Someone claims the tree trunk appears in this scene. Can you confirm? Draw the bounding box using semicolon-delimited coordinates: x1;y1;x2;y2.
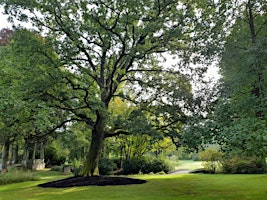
1;141;10;172
81;114;105;176
32;142;37;160
12;145;19;164
40;142;44;160
22;144;29;168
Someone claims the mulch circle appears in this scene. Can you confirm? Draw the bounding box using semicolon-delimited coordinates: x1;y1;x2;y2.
38;176;147;188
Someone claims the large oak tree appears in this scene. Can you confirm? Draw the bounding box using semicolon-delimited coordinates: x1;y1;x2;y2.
1;0;228;175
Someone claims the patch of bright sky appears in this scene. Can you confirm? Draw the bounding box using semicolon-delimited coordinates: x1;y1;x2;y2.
0;6;33;29
0;7;11;29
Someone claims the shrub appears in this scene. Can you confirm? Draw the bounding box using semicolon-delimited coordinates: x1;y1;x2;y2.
99;158;117;175
45;146;66;166
144;158;173;174
121;157;173;175
121;158;144;175
0;168;38;185
51;165;64;172
198;148;224;173
221;156;267;174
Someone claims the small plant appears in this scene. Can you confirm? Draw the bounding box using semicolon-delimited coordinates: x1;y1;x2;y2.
198;148;224;173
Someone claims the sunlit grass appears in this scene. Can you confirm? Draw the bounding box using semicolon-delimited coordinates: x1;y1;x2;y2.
0;170;266;200
175;160;203;170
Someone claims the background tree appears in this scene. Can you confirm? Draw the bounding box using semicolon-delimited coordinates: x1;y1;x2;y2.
184;0;267;160
0;29;72;170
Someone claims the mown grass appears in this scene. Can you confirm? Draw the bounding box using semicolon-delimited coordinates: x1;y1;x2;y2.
175;160;203;170
0;170;266;200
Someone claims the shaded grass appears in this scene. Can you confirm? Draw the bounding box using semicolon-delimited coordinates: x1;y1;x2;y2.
0;171;266;200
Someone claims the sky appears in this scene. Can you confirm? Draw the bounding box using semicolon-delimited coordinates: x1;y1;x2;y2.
0;7;11;29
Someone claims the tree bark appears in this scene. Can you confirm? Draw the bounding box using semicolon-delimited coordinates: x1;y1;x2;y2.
32;142;37;160
11;144;18;164
81;114;105;176
1;141;10;172
40;142;45;160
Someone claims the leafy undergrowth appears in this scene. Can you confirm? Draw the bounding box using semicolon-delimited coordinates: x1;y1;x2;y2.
0;168;39;185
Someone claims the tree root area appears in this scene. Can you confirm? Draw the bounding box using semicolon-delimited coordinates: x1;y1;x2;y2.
38;176;147;188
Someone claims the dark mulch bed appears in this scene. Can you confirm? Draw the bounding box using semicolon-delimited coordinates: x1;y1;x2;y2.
38;176;147;188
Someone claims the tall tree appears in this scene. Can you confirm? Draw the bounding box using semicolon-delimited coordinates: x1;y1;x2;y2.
1;0;229;175
0;29;71;170
187;0;267;158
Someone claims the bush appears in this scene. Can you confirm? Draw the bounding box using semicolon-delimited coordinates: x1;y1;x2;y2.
121;157;173;175
221;156;267;174
121;158;144;175
51;165;64;172
198;148;224;173
45;146;66;166
0;168;38;185
99;158;117;175
144;158;173;174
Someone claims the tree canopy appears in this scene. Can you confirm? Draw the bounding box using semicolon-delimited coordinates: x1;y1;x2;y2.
184;0;267;159
0;0;239;175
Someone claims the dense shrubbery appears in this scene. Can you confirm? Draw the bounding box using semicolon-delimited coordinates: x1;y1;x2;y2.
85;156;174;175
99;157;117;175
45;146;67;166
121;157;173;175
0;168;38;185
221;156;267;174
198;148;267;174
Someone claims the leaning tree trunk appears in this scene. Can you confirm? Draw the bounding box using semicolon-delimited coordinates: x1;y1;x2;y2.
81;114;105;176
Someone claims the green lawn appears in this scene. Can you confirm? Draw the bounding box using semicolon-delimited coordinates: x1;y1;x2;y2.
175;160;203;170
0;171;266;200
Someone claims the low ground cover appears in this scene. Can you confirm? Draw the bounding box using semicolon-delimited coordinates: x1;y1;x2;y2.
0;168;38;185
0;169;266;200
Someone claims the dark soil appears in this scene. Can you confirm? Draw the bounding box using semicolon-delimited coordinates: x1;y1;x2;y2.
38;176;147;188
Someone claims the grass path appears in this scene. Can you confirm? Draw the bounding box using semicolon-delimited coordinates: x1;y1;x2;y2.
175;160;203;170
0;171;266;200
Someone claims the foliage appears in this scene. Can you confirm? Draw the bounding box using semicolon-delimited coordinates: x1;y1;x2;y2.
98;157;117;175
44;141;68;166
0;29;70;170
50;165;64;173
221;156;267;174
0;0;231;175
213;1;267;158
182;1;267;159
0;168;38;185
198;148;224;173
121;157;173;175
